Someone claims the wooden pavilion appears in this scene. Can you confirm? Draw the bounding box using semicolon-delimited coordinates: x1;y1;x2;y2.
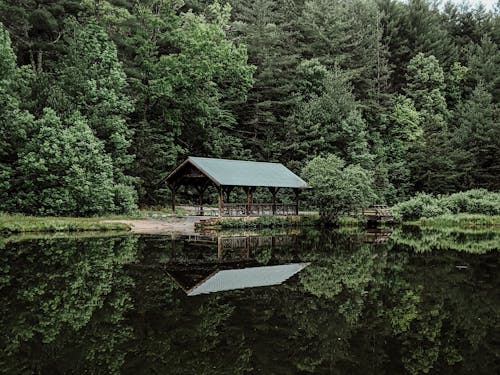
166;156;310;216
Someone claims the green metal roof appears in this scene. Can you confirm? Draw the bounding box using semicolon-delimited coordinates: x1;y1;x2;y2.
169;156;309;188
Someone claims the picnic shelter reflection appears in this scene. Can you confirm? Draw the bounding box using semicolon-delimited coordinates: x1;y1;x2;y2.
165;233;308;296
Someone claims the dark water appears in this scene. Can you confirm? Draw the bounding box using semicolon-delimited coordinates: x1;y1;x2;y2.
1;226;499;374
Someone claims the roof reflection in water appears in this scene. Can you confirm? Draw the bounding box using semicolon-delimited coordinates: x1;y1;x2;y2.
164;233;309;296
185;263;309;296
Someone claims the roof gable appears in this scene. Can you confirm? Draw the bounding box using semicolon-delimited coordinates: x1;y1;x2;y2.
168;156;309;188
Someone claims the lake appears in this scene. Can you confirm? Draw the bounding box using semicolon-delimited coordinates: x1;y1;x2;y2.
1;226;499;374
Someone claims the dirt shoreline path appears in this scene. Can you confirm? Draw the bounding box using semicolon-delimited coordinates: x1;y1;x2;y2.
103;216;215;234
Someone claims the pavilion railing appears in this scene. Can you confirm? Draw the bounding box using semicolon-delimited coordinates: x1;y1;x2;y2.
221;203;297;217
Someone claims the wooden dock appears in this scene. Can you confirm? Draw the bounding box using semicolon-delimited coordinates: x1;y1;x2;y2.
361;205;394;224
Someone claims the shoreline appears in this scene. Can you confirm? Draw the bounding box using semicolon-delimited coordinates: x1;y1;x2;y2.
1;213;498;236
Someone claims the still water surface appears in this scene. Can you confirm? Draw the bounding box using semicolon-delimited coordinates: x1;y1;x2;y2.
1;226;499;374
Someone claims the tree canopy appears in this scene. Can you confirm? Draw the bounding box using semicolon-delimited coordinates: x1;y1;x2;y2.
0;0;498;214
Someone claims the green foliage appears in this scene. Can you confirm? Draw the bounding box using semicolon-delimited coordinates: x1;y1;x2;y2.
451;83;500;190
14;109;118;216
1;1;499;213
52;22;135;190
0;235;137;374
302;155;377;224
392;189;500;222
382;95;422;201
404;53;455;193
0;22;34;211
150;5;254;157
392;224;500;254
229;0;300;160
286;67;373;169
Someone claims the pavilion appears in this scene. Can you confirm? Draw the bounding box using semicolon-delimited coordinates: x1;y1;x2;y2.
165;156;310;216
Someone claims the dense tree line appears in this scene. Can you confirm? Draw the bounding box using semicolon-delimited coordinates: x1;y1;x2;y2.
0;0;498;215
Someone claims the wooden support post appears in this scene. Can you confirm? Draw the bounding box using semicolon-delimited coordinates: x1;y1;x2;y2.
170;183;177;213
269;187;279;215
294;189;300;215
217;237;222;260
199;189;204;216
244;187;255;216
224;186;234;203
217;186;223;217
245;187;251;216
195;184;207;216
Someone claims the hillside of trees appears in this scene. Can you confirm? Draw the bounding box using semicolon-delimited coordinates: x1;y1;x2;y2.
0;0;498;215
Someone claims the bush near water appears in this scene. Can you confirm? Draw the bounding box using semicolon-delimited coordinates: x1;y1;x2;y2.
392;189;500;222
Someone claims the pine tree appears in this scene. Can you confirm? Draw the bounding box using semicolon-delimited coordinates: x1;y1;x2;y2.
404;53;455;193
452;83;500;190
464;36;499;102
300;0;391;104
285;64;373;171
229;0;301;160
377;0;458;90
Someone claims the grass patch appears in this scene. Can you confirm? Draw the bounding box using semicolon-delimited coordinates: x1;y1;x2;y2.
0;230;133;247
0;214;131;235
408;214;500;227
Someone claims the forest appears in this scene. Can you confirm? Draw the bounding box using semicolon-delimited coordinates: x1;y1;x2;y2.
0;0;498;216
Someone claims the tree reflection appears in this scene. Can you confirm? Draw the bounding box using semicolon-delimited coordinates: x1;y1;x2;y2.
0;230;498;374
0;235;137;374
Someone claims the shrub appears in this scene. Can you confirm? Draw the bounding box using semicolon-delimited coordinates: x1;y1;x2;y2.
391;193;436;221
14;109;117;216
302;154;377;225
393;189;500;221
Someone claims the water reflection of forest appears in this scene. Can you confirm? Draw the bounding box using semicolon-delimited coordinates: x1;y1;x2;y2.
0;228;498;374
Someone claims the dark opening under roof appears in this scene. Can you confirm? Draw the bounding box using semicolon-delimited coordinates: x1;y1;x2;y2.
167;156;309;188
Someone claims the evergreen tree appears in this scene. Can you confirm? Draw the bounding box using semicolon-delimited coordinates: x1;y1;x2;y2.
285;64;372;171
464;36;499;102
452;83;500;190
229;0;301;160
382;95;422;202
404;53;455;193
378;0;457;90
300;0;391;104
